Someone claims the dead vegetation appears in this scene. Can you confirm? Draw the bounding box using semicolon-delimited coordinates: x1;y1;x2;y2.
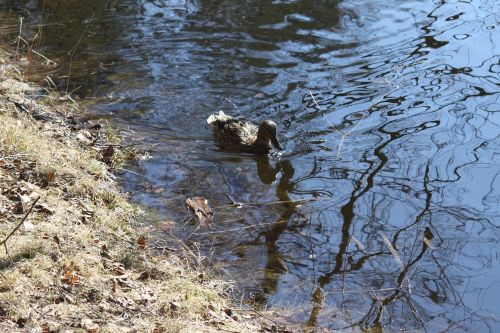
0;53;261;332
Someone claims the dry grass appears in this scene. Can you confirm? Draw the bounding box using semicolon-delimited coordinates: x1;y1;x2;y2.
0;57;259;332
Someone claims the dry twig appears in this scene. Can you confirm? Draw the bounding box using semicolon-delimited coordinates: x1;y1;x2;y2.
1;196;40;250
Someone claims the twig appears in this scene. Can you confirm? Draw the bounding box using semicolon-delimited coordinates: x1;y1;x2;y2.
380;232;405;271
308;89;395;157
164;230;200;261
213;197;318;210
308;90;322;110
224;98;240;112
227;294;286;329
0;197;40;247
66;13;95;93
194;219;289;236
30;49;57;65
16;17;23;59
371;289;391;321
223;193;244;208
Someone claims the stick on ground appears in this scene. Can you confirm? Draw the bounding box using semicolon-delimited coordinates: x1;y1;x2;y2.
0;196;40;248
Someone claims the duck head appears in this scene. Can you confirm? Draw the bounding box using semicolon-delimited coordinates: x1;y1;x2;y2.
257;120;283;151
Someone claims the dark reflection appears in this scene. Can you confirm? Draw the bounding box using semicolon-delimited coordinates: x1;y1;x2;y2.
258;160;295;299
255;154;280;184
2;0;500;332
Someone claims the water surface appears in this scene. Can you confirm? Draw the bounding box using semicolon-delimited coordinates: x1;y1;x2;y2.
1;0;500;331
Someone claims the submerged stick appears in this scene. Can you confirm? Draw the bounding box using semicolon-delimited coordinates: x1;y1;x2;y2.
308;89;396;157
214;197;318;210
16;17;23;59
380;232;405;271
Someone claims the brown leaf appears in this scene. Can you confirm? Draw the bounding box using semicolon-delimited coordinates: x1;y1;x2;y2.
61;269;79;286
16;318;27;328
100;244;111;259
103;145;114;158
13;201;24;214
111;279;117;293
101;145;115;165
137;236;146;249
45;170;56;184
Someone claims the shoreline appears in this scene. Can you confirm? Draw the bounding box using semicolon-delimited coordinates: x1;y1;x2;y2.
0;49;263;332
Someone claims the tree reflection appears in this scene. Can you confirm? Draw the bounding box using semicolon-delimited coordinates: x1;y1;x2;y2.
3;0;500;331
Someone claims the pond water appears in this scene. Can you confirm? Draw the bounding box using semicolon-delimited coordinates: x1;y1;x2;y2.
1;0;500;331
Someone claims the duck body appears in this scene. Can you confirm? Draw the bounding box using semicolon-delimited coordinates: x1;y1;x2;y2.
207;111;283;153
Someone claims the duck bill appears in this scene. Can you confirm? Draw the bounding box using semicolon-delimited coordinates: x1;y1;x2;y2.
272;136;283;150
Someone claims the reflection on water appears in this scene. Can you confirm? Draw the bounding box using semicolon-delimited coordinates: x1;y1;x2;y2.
2;0;500;331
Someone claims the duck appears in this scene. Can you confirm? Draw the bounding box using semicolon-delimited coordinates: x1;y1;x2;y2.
207;111;283;153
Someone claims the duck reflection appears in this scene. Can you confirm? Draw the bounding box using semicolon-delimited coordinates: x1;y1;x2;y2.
255;154;281;184
253;159;297;301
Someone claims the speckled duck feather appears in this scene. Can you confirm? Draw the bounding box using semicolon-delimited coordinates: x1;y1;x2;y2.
207;111;274;153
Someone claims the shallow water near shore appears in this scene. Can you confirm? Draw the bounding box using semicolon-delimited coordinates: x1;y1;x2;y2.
2;0;500;331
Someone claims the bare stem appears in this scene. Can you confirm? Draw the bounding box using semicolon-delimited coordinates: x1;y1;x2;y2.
0;197;40;248
16;17;23;59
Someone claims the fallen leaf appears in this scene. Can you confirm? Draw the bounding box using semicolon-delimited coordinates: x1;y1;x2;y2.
13;201;23;214
103;145;114;157
138;271;150;281
137;236;146;249
102;145;114;164
61;269;79;286
45;170;56;184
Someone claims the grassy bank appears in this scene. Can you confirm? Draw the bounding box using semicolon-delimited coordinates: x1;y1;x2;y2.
0;51;260;332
